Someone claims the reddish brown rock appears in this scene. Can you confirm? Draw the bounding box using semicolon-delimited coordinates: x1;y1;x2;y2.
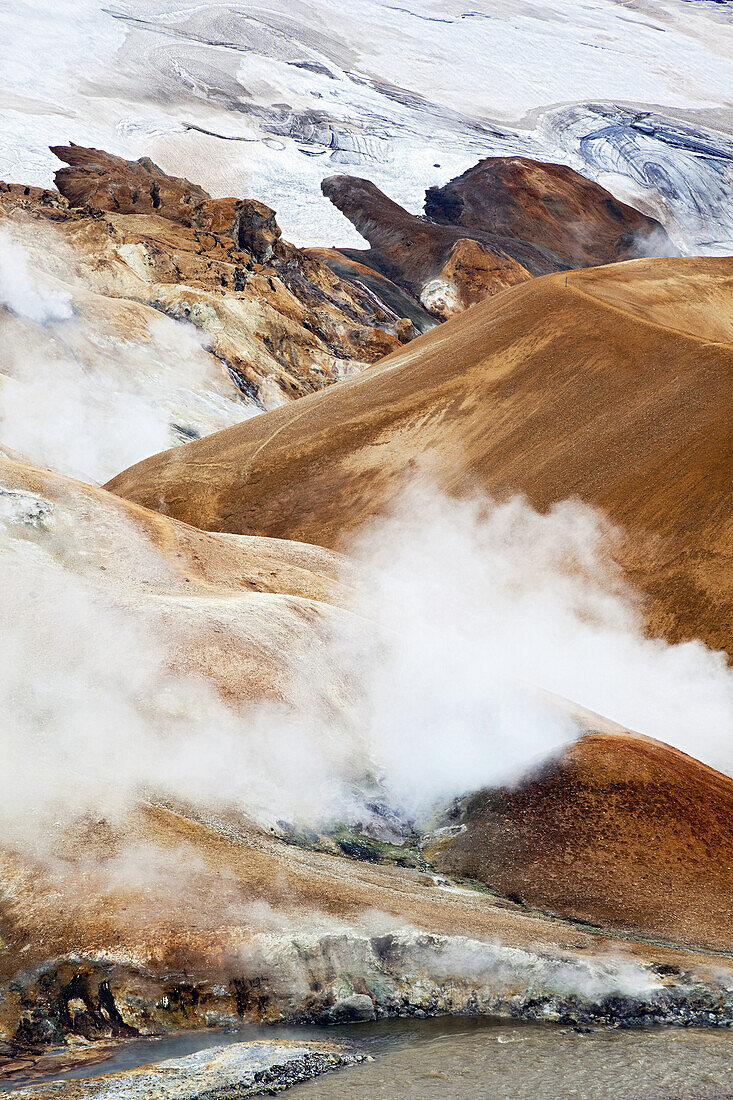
424;156;677;271
51;144;211;223
421;238;531;320
322;174;541;318
0;181;68;213
321;160;676;321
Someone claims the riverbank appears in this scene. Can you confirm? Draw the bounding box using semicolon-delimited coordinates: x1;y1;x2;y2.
5;1039;363;1098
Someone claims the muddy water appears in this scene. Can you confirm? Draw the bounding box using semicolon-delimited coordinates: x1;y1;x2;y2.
6;1017;733;1097
289;1018;733;1100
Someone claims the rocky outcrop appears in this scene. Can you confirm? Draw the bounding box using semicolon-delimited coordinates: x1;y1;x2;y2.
228;199;282;261
3;926;732;1075
305;248;437;334
106;256;733;656
427;732;733;953
4;916;732;1066
419;238;531;319
320;159;676;320
322;175;534;318
0;147;417;415
424;156;678;271
51;144;211;223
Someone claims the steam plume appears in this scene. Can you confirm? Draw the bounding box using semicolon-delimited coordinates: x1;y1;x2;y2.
0;225;255;484
1;480;730;859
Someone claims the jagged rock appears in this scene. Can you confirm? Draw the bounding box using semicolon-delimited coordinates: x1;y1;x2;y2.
51;144;211;223
0;147;413;414
4;926;731;1057
394;316;418;341
230;199;282;261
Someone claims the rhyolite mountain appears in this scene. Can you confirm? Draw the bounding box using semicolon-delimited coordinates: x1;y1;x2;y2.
1;146;731;1084
320;157;676;319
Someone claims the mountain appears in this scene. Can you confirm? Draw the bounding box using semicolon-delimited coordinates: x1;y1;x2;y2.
107;255;733;655
423;156;677;270
319;157;676;319
322;175;534;319
2;144;732;1080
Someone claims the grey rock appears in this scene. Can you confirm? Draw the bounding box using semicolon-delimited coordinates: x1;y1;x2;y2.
328;993;376;1023
11;1039;361;1099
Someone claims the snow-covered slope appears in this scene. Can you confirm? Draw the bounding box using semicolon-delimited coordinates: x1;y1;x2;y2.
2;0;733;249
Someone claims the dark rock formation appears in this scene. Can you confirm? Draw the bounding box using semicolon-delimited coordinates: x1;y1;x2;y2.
229;199;282;261
322;174;535;318
305;247;437;333
320;158;678;320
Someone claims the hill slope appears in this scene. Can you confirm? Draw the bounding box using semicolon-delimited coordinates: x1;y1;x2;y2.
427;731;733;953
107;256;733;655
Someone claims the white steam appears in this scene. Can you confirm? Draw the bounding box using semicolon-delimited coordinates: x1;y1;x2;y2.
0;228;74;323
335;489;732;814
0;533;355;856
1;478;730;861
0;226;256;483
631;224;680;259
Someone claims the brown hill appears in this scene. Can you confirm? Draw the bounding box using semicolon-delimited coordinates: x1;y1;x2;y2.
106;256;733;655
7;787;731;1057
424;155;677;271
427;731;733;953
320;158;675;319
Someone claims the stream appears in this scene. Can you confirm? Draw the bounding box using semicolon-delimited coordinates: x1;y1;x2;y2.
4;1016;733;1097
